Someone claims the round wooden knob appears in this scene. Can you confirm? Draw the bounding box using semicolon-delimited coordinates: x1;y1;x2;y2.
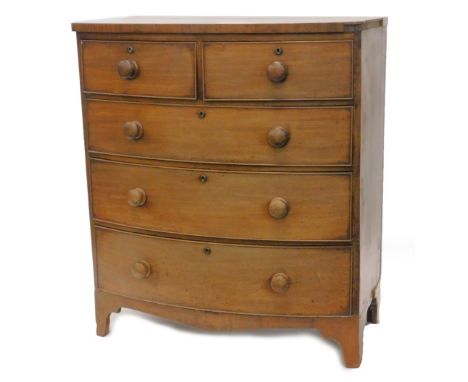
267;61;288;82
268;197;289;219
268;126;290;148
270;273;290;293
128;188;147;207
123;121;144;140
131;260;152;280
117;59;139;79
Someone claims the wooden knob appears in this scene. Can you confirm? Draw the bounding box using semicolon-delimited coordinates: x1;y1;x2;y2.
267;61;288;82
268;197;289;219
270;273;290;293
131;260;152;280
123;121;143;140
128;188;147;207
117;59;139;79
268;126;290;148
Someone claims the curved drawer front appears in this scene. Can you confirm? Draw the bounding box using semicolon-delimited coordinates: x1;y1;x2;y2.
96;228;352;316
90;160;351;241
87;100;352;166
203;41;353;100
81;41;196;99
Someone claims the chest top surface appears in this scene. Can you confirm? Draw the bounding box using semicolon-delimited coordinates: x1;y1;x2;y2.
72;16;387;34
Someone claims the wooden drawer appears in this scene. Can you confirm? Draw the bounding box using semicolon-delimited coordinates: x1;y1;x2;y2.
81;41;197;99
203;41;353;100
87;100;352;167
90;160;351;241
96;227;352;316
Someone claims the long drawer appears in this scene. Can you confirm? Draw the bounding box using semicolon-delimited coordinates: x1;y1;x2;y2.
90;160;352;242
87;100;352;166
96;227;352;316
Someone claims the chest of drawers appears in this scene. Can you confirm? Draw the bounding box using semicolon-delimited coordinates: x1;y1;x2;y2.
72;16;387;368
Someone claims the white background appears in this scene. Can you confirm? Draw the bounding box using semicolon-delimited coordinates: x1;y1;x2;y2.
1;1;466;380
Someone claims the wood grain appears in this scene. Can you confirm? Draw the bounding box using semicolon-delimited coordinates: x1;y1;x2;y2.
95;227;352;315
95;288;364;367
90;160;352;241
81;40;197;99
86;100;352;166
73;18;387;368
77;32;356;44
359;26;387;316
203;41;353;100
72;16;387;34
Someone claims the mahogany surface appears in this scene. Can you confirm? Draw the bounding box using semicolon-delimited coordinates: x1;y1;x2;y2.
73;16;387;368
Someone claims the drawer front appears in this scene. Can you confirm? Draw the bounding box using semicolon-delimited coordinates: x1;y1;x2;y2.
203;41;353;100
96;228;352;316
90;160;351;241
87;100;352;166
81;41;197;99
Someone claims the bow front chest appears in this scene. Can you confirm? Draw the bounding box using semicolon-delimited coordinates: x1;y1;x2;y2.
72;16;387;368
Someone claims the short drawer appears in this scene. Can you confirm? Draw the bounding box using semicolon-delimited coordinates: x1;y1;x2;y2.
203;41;353;100
81;41;197;99
87;100;352;166
90;160;351;241
96;228;352;316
